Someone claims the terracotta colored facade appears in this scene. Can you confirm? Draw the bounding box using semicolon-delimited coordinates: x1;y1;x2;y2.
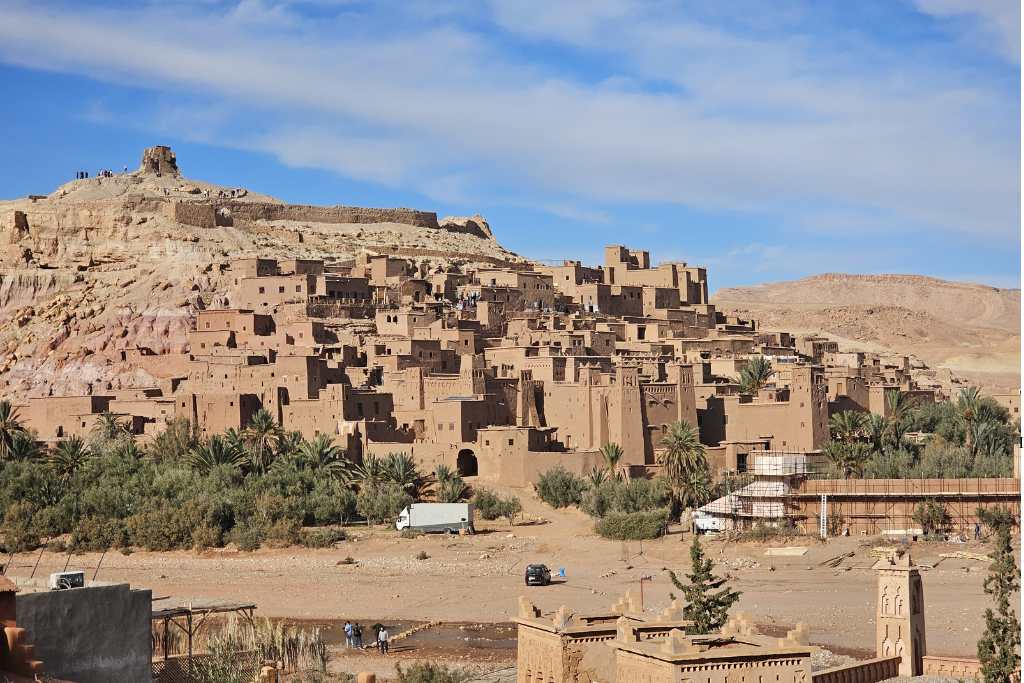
14;245;952;489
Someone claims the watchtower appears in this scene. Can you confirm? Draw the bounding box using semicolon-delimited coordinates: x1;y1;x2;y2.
874;550;926;676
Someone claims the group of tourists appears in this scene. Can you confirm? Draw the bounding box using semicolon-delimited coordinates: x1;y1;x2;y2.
343;621;390;654
74;167;128;180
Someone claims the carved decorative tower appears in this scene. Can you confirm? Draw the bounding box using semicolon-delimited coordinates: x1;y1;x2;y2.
874;550;926;676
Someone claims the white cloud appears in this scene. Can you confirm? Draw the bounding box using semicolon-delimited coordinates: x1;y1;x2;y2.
0;0;1017;241
913;0;1021;63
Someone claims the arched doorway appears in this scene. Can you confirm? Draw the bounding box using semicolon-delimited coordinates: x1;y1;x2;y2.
457;449;478;477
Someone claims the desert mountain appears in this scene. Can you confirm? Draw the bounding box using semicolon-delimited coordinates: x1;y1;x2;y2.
0;146;519;399
714;273;1021;394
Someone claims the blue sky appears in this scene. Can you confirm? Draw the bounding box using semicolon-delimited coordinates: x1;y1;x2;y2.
0;0;1019;291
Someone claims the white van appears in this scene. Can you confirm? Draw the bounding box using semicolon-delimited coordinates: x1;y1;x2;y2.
692;510;727;534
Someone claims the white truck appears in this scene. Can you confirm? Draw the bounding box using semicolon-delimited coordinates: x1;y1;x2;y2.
396;503;474;534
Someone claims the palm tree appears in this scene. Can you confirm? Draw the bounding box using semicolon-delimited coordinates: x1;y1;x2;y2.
884;389;916;423
297;433;351;480
436;475;469;503
6;431;42;461
738;356;773;394
586;466;608;487
353;454;385;487
600;442;624;480
864;413;886;453
0;400;27;459
434;464;456;485
970;420;1001;460
112;439;143;460
829;411;866;444
242;409;284;474
223;427;246;454
823;441;870;479
92;411;129;442
658;420;711;510
957;387;984;452
883;390;916;447
49;436;91;484
382;452;421;495
277;430;304;458
186;435;245;473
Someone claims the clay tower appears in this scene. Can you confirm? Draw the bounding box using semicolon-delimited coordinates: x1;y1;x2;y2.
874;549;926;676
138;145;180;176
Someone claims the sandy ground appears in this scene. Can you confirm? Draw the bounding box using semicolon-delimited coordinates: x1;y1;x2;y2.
5;485;1008;678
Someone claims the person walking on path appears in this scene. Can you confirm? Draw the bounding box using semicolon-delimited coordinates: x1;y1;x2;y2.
344;621;353;648
353;623;363;649
377;626;390;655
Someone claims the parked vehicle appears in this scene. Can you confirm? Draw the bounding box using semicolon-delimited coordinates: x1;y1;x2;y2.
525;564;552;586
692;510;727;534
395;503;474;533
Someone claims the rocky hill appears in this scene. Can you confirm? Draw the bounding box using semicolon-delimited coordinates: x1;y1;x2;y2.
714;274;1021;393
0;146;520;399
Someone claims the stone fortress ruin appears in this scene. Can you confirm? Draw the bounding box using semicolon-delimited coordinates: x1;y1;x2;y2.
0;146;1018;537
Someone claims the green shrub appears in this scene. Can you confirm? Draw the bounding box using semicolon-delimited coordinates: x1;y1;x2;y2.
125;504;195;551
71;515;127;551
581;478;670;518
265;519;301;548
415;550;429;560
301;527;347;548
2;501;40;553
191;526;223;551
497;495;522;525
473;488;503;520
594;508;669;540
738;520;798;542
308;481;357;525
534;467;588;508
473;488;521;524
913;499;950;538
356;482;412;525
230;522;265;551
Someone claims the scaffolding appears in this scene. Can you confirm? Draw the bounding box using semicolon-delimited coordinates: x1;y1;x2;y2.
700;451;1021;536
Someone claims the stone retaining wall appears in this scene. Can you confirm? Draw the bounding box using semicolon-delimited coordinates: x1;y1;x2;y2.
811;656;900;683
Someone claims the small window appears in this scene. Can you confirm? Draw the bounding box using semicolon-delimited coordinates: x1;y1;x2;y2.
258;286;265;294
507;438;514;446
278;286;285;294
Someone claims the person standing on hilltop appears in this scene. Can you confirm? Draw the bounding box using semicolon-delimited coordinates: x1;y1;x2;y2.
377;625;390;655
343;620;353;648
353;622;363;649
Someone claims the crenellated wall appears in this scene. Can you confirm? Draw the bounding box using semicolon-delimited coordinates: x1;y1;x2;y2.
922;655;984;679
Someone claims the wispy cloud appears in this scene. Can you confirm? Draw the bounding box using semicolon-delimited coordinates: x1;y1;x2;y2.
0;0;1017;242
913;0;1021;62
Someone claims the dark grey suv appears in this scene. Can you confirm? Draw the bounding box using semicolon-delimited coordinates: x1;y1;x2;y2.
525;564;551;586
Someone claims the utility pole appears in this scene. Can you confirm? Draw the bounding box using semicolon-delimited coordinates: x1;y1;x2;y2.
639;575;653;611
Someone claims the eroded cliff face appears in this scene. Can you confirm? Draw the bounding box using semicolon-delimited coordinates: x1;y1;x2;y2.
0;146;519;400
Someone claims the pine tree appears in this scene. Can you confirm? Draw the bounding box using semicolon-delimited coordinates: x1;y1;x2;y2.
977;507;1021;683
669;535;741;634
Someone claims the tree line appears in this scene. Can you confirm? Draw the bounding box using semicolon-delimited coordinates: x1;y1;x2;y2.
0;403;490;553
824;387;1018;479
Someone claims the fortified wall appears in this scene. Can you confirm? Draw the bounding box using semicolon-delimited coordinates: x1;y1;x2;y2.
217;200;442;230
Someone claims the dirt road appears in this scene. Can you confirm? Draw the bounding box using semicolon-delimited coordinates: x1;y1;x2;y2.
6;487;1001;666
